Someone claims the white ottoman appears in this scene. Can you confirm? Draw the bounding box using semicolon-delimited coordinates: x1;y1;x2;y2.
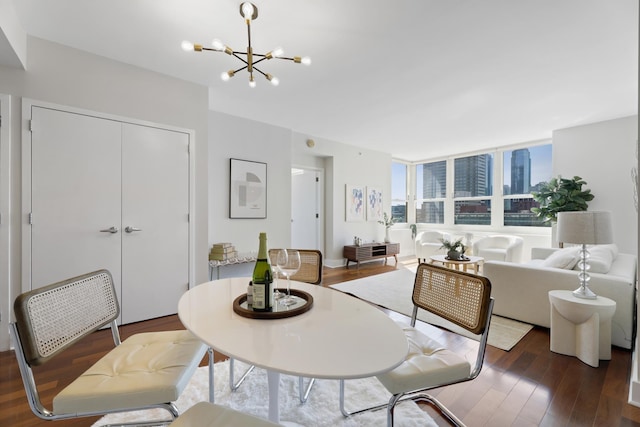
548;290;616;367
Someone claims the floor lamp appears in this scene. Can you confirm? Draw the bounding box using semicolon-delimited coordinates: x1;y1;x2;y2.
556;211;614;299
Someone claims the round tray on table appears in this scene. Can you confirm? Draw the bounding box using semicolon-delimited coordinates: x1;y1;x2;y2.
233;288;314;319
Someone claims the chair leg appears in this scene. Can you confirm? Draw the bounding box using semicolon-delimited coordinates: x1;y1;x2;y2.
298;377;316;403
208;347;214;403
339;379;388;417
412;394;467;427
229;358;255;391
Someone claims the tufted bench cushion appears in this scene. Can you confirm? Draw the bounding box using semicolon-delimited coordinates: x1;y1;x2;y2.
376;322;471;395
169;402;280;427
53;330;206;413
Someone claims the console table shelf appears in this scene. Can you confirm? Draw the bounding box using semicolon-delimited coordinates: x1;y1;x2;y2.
343;243;399;269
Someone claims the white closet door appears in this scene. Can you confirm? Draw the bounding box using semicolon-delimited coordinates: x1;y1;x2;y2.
121;123;189;323
30;107;122;299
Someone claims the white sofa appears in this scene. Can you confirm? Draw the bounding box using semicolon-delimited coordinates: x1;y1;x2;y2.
483;246;637;349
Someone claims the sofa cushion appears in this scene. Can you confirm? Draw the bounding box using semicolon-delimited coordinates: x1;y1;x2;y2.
571;244;615;274
542;247;580;269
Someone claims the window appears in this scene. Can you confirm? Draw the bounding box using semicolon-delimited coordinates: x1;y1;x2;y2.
416;160;446;224
454;154;493;225
391;162;407;222
503;144;552;226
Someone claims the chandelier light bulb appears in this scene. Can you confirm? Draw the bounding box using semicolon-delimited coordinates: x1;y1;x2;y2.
181;41;194;51
273;47;284;57
266;74;280;86
249;77;256;88
221;70;235;81
240;2;257;21
212;39;224;51
301;56;311;66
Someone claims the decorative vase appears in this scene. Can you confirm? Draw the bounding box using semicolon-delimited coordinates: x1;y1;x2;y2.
384;228;390;243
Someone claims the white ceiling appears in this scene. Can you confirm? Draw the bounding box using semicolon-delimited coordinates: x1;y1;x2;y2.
6;0;639;161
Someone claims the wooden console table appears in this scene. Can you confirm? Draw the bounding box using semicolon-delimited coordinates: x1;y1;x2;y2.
343;243;399;269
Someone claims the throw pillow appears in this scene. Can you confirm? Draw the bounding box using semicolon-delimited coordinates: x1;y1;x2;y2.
542;247;581;269
572;245;615;274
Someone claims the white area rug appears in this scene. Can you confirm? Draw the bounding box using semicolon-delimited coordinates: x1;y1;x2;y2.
330;268;533;351
93;360;436;427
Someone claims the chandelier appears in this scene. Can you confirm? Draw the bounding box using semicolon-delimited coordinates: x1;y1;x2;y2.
181;2;311;88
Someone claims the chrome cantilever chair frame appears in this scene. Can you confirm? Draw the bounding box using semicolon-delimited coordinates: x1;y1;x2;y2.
229;249;323;404
11;269;208;426
339;263;494;427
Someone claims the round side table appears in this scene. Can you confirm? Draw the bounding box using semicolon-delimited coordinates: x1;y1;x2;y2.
429;254;484;274
548;290;616;368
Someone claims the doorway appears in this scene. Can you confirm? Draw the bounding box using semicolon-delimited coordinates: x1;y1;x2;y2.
291;167;323;253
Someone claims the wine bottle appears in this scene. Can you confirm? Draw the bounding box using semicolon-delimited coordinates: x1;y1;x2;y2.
252;232;273;311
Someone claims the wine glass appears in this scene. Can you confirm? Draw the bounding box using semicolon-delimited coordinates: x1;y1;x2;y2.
272;263;283;300
277;249;300;306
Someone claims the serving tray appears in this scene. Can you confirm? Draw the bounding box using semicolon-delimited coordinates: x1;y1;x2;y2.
233;288;314;319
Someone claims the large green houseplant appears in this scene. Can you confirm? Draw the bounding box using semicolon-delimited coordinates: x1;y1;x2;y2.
530;175;595;223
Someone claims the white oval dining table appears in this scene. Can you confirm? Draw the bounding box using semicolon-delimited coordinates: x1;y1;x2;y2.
177;277;408;424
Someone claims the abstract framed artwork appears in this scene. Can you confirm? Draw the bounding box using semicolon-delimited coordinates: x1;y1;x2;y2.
366;186;383;222
229;158;267;218
345;184;365;222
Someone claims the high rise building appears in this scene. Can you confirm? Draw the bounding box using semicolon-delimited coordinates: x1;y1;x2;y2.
454;154;492;197
511;148;531;194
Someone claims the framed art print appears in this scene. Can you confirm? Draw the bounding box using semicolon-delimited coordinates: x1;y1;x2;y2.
345;184;365;222
366;186;383;222
229;158;267;218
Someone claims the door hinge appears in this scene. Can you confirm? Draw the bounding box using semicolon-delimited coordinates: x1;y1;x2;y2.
29;119;34;132
316;213;319;218
28;212;33;225
315;177;319;182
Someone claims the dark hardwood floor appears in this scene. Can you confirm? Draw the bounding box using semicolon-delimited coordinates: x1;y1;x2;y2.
2;259;640;426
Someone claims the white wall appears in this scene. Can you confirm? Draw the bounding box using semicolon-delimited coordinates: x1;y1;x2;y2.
208;117;393;268
291;132;392;266
208;111;292;256
553;116;638;255
0;36;209;350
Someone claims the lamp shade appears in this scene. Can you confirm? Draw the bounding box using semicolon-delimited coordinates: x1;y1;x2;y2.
556;211;614;245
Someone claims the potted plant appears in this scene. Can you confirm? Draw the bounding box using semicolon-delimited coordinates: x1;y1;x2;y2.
409;224;417;240
531;175;594;247
440;238;466;260
530;175;594;223
378;212;395;243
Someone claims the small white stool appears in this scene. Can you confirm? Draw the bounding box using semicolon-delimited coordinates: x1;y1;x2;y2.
548;290;616;367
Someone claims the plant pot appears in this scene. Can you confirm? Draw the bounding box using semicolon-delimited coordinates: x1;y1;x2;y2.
447;250;463;260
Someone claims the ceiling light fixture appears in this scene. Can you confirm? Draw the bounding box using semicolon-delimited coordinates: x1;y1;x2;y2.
181;2;311;88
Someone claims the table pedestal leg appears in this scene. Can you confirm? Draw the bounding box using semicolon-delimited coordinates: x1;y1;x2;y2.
267;370;280;423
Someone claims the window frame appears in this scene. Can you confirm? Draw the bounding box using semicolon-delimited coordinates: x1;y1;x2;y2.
399;139;552;230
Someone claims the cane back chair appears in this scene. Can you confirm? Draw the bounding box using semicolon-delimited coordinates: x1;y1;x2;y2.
229;249;323;403
340;263;494;427
10;269;207;425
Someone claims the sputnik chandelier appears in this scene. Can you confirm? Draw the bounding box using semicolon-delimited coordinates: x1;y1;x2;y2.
181;2;311;88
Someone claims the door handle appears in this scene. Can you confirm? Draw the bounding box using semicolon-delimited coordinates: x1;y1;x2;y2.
125;226;142;233
100;226;119;234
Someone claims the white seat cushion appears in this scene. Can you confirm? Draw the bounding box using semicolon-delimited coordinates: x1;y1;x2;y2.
376;322;471;395
170;402;280;427
53;330;206;413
